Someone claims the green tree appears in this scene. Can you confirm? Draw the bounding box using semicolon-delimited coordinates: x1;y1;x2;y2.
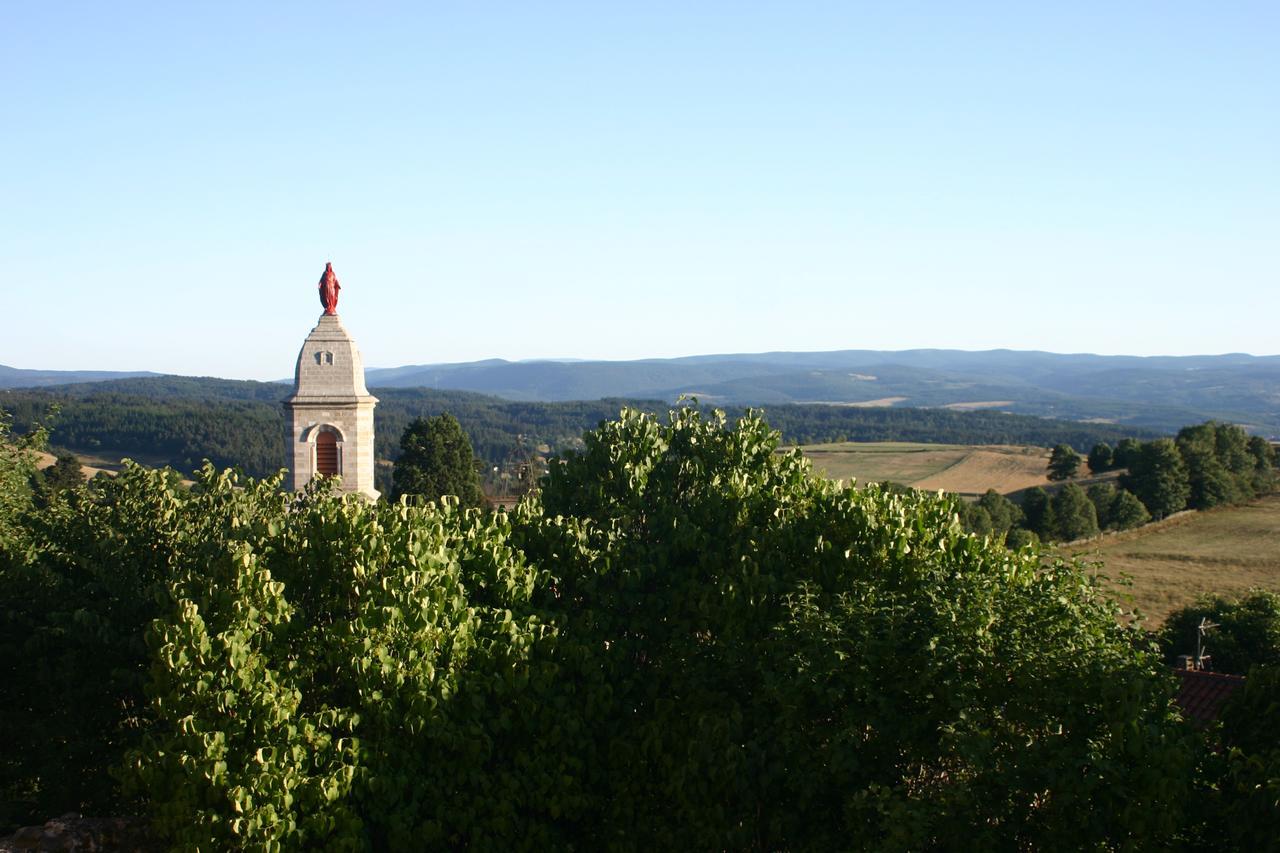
1201;665;1280;848
1246;435;1277;494
31;452;85;508
1160;590;1280;675
976;488;1022;536
1052;483;1099;541
1107;489;1150;530
1113;437;1143;470
1;407;1203;848
1176;423;1247;510
1121;438;1190;519
0;410;42;559
390;413;486;507
960;501;993;536
1020;487;1056;541
537;407;1192;849
1086;482;1117;528
1047;443;1081;481
1087;442;1114;474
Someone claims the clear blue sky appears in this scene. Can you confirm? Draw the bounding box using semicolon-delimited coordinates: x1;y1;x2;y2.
3;2;1277;380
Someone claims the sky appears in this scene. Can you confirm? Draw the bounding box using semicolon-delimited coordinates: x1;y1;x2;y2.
3;2;1277;380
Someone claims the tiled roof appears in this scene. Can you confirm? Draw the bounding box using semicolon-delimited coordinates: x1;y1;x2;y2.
1174;669;1246;725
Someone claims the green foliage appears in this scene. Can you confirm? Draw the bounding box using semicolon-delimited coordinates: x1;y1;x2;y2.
1210;665;1280;846
2;381;1159;482
1176;423;1251;510
1;462;196;828
1160;590;1280;675
0;405;1208;847
959;489;1022;542
1020;487;1056;541
976;488;1022;534
1004;527;1038;550
1086;482;1117;528
127;474;571;849
1088;442;1114;474
1186;665;1280;850
1121;438;1190;520
537;407;1192;849
1107;488;1150;530
1113;437;1142;470
1047;443;1082;481
1051;483;1100;541
0;410;42;560
1247;435;1278;494
390;414;485;507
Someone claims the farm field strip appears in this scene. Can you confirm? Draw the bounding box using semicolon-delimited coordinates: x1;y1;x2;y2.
796;440;1052;494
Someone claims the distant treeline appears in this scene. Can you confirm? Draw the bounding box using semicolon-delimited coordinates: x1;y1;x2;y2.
953;422;1278;546
2;376;1160;481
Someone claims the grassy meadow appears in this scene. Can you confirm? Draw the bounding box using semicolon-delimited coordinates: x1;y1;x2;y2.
796;441;1052;495
1067;495;1280;626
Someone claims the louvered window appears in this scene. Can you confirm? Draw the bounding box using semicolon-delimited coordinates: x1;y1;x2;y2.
316;432;339;476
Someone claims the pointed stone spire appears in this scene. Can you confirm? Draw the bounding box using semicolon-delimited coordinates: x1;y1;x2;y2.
285;263;378;499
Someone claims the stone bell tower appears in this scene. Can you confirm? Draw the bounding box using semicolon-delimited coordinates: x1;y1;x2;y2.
283;262;379;499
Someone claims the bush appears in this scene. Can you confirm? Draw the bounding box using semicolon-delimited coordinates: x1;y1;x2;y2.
1189;665;1280;849
3;407;1199;849
1160;590;1280;675
1108;489;1150;530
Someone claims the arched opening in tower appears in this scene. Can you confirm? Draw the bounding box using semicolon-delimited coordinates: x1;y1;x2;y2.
316;431;340;476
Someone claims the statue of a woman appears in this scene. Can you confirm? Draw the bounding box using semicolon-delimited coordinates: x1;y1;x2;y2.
318;262;341;315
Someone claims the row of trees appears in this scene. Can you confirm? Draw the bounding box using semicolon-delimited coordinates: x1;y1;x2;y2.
960;480;1151;546
1020;423;1277;544
3;406;1276;848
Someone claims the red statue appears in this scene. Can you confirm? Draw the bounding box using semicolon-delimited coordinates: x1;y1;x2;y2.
318;262;341;315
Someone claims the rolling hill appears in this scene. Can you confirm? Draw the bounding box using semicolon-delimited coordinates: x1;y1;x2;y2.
0;364;158;388
5;348;1278;436
361;349;1280;436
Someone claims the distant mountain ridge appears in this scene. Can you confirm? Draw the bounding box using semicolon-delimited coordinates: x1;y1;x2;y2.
361;349;1280;436
0;364;158;388
5;349;1279;436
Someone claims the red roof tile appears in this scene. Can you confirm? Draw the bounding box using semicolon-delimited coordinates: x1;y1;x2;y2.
1174;669;1245;725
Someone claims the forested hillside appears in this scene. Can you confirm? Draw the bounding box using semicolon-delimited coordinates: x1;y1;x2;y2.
359;349;1280;435
2;377;1157;480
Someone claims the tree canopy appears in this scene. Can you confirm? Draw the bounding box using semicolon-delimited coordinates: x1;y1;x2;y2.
4;406;1275;847
1047;443;1082;480
390;413;485;507
1121;438;1191;520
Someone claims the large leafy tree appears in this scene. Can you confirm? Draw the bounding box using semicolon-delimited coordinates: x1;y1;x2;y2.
1087;442;1115;474
536;407;1192;849
1047;443;1082;480
1020;486;1056;541
3;406;1203;849
1108;488;1151;530
1052;482;1099;541
1176;423;1247;509
390;413;486;507
1121;438;1190;519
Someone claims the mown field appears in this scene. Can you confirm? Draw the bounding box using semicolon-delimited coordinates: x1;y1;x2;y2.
797;441;1052;495
1067;495;1280;626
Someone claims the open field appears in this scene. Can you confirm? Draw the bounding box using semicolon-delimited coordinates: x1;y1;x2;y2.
1066;495;1280;626
797;441;1052;495
34;450;114;479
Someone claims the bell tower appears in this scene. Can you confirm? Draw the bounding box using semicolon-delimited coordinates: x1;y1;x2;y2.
283;263;379;499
